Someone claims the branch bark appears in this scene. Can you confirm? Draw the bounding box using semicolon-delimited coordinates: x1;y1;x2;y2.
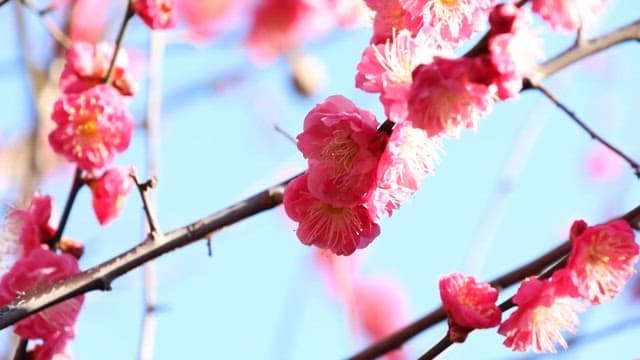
0;177;292;329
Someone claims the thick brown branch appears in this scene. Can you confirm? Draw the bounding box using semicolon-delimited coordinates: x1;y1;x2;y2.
0;176;294;329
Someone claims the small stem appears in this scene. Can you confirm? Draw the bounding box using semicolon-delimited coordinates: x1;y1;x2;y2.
12;338;27;360
418;335;451;360
50;168;84;247
530;82;640;177
274;124;297;145
132;174;162;237
105;1;134;84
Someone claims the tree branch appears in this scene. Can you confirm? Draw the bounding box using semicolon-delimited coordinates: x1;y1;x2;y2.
528;19;640;86
0;175;295;329
350;204;640;360
529;82;640;177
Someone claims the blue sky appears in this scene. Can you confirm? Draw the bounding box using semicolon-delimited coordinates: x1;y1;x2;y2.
1;1;640;359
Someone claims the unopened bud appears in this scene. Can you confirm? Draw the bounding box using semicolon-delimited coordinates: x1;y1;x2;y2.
289;52;326;97
59;237;84;259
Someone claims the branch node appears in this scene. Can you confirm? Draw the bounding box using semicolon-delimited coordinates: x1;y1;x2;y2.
131;173;163;239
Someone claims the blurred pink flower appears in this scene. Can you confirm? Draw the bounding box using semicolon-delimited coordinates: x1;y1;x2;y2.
68;0;108;43
0;249;83;340
60;41;138;97
90;166;134;226
49;85;134;171
532;0;607;32
354;277;409;360
585;144;625;182
245;0;333;64
176;0;242;39
498;276;584;353
133;0;177;30
297;95;383;208
284;174;380;256
408;56;494;137
565;219;638;304
368;123;440;220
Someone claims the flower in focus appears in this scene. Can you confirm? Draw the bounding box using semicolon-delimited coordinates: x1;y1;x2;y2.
407;56;494;137
485;3;542;99
400;0;494;44
90;166;134;226
439;272;501;342
364;0;422;44
297;95;384;207
498;276;585;353
368;123;440;220
532;0;607;32
4;192;55;256
60;41;138;96
284;174;380;256
49;84;135;171
356;31;445;123
565;219;638;304
0;249;83;340
133;0;177;30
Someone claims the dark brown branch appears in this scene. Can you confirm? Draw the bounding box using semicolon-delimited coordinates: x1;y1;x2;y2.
49;168;84;248
528;19;640;86
0;175;296;329
530;82;640;177
105;1;134;85
350;204;640;360
418;335;449;360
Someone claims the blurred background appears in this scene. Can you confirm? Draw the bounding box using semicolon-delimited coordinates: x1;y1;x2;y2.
0;0;639;359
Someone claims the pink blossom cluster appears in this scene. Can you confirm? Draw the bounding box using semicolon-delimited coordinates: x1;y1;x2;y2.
284;95;443;255
438;220;638;354
49;42;136;226
0;194;84;359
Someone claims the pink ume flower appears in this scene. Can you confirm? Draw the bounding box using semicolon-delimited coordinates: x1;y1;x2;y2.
90;166;134;226
133;0;177;30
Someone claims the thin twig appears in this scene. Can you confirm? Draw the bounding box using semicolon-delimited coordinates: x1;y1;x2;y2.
19;0;71;49
529;82;640;177
105;1;134;85
273;124;297;145
50;168;84;247
132;175;162;237
0;0;12;7
418;335;450;360
138;30;165;360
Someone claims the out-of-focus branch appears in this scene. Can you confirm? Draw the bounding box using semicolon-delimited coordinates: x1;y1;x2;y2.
105;0;134;84
138;30;165;360
19;0;71;49
530;82;640;177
